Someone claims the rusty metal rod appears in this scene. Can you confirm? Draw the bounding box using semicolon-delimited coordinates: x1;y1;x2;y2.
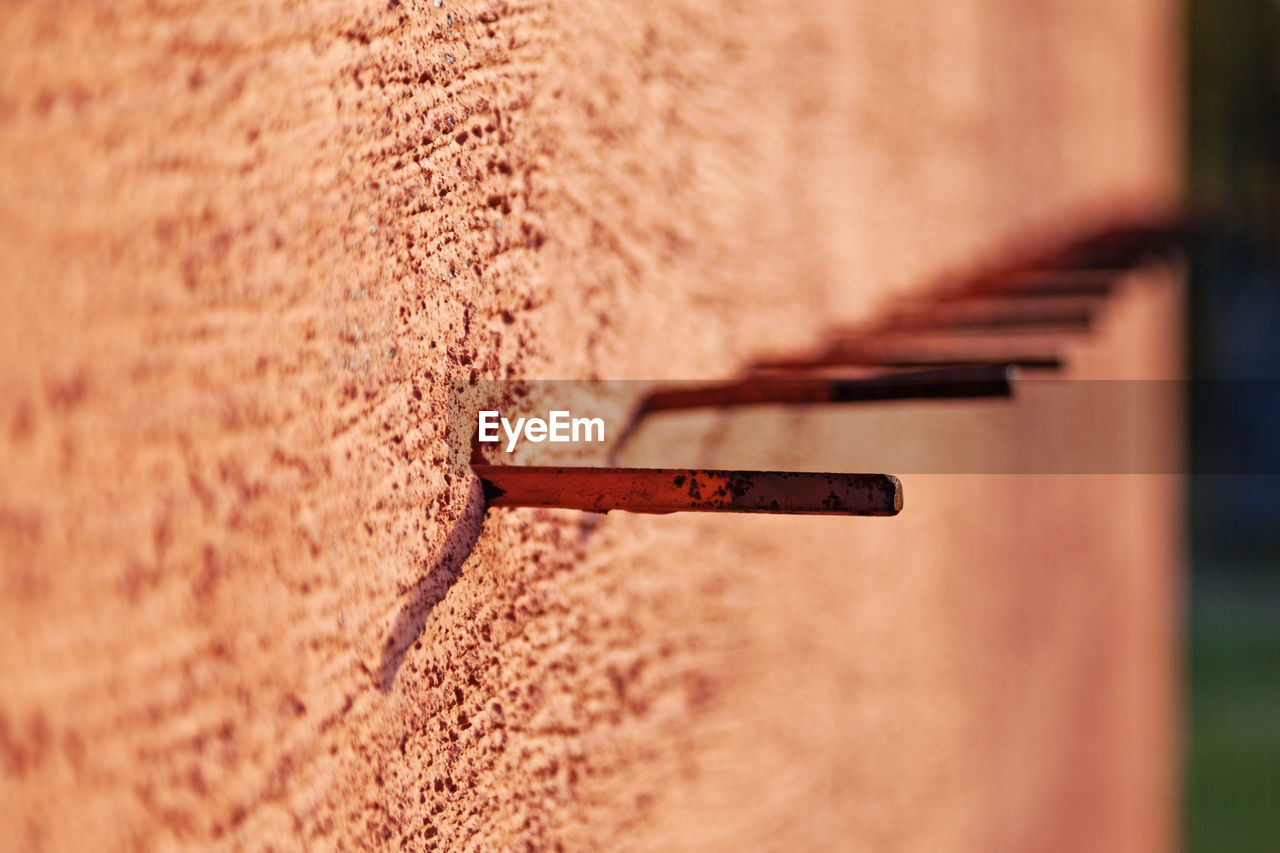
977;270;1118;298
879;295;1099;333
755;337;1064;372
925;218;1190;302
637;364;1015;414
473;465;903;516
936;269;1120;302
1054;222;1188;270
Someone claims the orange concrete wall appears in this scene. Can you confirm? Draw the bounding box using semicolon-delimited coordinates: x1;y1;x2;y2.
0;1;1181;850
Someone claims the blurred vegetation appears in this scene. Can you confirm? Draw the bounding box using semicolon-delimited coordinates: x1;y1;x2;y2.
1187;577;1280;853
1186;2;1280;851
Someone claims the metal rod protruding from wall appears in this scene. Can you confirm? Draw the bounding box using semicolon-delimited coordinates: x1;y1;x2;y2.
754;337;1064;372
637;364;1016;414
876;295;1098;334
473;466;903;516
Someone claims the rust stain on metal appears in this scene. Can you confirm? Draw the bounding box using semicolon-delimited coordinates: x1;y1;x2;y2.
472;465;903;516
638;364;1016;413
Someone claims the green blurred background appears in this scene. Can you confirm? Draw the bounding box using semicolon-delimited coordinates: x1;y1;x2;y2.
1186;1;1280;850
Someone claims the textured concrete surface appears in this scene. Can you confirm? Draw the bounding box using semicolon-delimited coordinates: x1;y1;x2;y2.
0;1;1181;850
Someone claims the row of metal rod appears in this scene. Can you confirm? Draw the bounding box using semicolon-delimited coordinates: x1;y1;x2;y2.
470;220;1185;517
